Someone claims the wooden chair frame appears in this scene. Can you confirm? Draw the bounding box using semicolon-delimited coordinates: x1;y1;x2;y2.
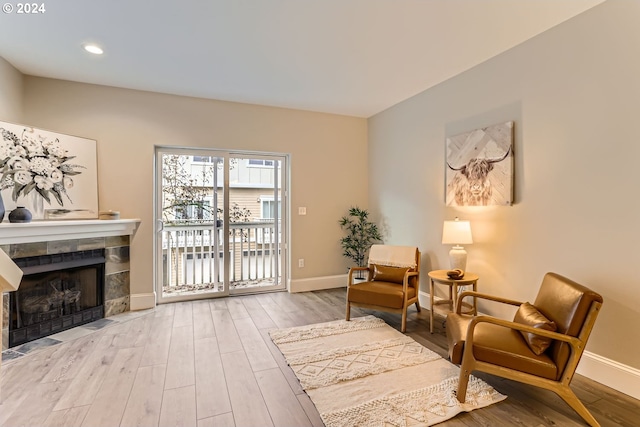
453;290;603;427
345;251;421;333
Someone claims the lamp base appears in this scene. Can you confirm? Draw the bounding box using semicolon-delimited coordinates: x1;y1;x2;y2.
449;246;467;271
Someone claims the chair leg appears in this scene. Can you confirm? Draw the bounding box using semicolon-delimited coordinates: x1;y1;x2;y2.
456;361;473;403
456;370;471;403
558;387;601;427
346;302;351;321
401;309;407;332
415;300;421;313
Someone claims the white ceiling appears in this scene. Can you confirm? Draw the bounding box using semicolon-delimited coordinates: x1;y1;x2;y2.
0;0;603;118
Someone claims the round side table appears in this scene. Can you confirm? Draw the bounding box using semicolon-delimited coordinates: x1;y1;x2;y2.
428;270;479;333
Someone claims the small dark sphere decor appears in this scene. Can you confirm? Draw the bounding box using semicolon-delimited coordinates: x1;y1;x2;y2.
9;206;32;223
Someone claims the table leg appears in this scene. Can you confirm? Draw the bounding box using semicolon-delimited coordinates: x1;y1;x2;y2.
430;279;434;333
472;281;478;315
452;284;459;314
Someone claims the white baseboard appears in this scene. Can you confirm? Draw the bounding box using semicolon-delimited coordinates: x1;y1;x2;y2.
419;291;640;400
130;292;156;310
577;351;640;400
289;274;347;293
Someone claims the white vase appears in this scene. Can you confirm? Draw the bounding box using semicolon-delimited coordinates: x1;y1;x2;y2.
25;191;45;220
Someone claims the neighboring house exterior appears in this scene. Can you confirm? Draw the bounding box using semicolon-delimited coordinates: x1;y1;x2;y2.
170;155;281;223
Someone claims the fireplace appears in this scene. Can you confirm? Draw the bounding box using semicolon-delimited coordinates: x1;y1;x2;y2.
1;219;139;352
8;249;105;347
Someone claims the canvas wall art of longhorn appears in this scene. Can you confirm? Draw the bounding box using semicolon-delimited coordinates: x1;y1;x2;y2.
445;121;514;206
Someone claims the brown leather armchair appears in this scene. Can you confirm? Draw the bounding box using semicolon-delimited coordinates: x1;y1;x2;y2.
446;272;603;427
345;245;421;332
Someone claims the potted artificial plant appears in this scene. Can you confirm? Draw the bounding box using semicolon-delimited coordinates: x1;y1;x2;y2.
339;206;383;279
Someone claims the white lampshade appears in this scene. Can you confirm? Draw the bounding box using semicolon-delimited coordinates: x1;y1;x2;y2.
442;218;473;245
0;248;23;292
442;218;473;271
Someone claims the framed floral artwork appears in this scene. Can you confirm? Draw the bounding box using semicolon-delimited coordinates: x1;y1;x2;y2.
445;121;514;206
0;121;98;220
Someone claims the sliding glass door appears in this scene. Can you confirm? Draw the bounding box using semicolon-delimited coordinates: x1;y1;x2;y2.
155;147;288;303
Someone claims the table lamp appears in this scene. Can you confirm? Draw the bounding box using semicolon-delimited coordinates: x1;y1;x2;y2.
442;217;473;271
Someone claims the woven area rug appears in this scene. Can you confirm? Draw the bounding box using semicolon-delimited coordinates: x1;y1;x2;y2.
269;315;506;427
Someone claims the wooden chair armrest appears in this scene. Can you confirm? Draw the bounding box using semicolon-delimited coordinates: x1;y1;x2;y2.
455;291;523;314
466;315;582;348
348;267;371;286
402;270;419;292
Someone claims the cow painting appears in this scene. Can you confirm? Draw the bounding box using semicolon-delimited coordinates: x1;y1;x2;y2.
447;147;511;206
445;121;514;206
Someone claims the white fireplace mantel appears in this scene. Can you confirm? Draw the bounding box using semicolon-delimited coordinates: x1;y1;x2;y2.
0;219;141;245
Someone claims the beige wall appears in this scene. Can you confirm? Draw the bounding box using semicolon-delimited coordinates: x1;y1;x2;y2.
368;0;640;371
0;57;23;122
16;77;367;298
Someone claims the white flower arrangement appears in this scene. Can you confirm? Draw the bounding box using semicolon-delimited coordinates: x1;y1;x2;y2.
0;127;84;206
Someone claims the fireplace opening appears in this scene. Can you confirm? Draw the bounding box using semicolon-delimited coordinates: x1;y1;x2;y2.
9;249;105;347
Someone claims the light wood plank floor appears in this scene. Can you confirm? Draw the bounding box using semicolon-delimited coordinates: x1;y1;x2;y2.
1;288;638;427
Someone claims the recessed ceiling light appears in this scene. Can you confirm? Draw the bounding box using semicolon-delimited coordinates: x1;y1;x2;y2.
83;44;104;55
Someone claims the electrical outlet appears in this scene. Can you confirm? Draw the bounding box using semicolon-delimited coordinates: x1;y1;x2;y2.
298;207;307;215
298;258;305;268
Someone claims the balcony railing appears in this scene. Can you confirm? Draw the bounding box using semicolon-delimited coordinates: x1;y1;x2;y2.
162;220;281;295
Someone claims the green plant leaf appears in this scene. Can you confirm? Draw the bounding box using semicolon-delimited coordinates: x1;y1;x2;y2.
338;206;383;267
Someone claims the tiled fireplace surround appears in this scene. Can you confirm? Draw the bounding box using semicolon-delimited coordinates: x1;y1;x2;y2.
1;220;139;351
